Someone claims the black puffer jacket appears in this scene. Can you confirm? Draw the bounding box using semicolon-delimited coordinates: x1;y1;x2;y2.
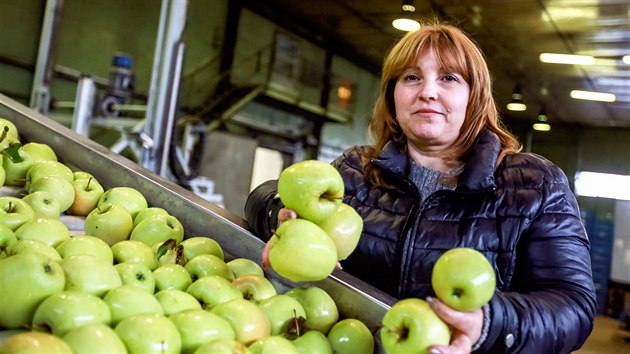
245;130;596;354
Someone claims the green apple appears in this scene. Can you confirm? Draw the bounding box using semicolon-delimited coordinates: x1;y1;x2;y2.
185;254;233;281
0;224;17;258
2;142;57;187
134;206;169;227
0;159;4;187
258;294;307;336
14;217;70;247
22;191;61;219
28;176;75;212
153;263;193;291
154;289;202;316
211;298;271;345
232;274;277;303
67;176;105;216
181;236;225;261
316;203;363;260
292;330;333;354
115;262;155;293
193;339;251;354
285;286;339;334
6;239;62;261
63;323;127;354
111;239;158;270
431;247;496;311
268;218;337;282
277;160;344;223
84;203;134;246
0;252;65;328
380;298;451;354
25;160;73;191
0;196;35;231
103;284;164;326
32;290;112;336
130;213;184;246
0;118;20;141
98;186;148;219
186;275;243;310
55;235;114;263
114;313;181;354
72;170;94;181
170;309;236;354
61;254;122;297
0;331;73;353
249;335;298;354
327;318;374;354
227;257;264;278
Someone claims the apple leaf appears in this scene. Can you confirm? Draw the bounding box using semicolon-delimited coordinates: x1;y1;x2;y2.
156;238;177;258
2;143;23;163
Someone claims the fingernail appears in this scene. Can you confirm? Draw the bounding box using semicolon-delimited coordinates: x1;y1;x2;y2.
426;296;437;309
429;349;441;354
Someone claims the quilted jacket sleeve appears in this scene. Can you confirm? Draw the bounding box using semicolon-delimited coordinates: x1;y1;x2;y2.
243;179;282;242
477;162;597;353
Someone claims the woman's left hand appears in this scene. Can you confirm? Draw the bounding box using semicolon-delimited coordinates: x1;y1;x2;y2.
426;297;484;354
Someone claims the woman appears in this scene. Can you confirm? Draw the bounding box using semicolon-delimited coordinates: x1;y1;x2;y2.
245;22;596;353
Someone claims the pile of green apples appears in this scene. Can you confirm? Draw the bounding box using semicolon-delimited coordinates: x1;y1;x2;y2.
269;159;364;282
380;247;497;354
0;118;377;354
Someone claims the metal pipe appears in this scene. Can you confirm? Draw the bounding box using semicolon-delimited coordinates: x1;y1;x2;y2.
71;76;95;136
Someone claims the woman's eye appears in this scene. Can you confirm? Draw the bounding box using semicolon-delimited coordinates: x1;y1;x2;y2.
443;74;459;82
403;74;420;81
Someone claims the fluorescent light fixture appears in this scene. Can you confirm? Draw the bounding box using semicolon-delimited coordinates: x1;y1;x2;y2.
623;55;630;64
575;171;630;201
570;90;616;102
532;123;551;131
392;18;420;31
539;53;595;65
507;102;527;111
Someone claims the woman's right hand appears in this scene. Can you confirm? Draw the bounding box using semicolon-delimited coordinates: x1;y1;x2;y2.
261;208;297;268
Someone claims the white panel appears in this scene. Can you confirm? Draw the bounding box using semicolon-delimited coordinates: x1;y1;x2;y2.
611;200;630;283
250;147;284;192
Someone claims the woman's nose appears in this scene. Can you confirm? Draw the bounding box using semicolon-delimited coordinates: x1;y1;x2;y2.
418;82;438;101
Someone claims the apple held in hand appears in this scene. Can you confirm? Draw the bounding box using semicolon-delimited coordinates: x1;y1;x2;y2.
84;203;134;246
431;247;496;311
268;218;338;282
327;318;374;354
277;160;344;223
32;290;112;337
380;298;450;354
114;313;182;354
0;252;65;329
316;202;363;261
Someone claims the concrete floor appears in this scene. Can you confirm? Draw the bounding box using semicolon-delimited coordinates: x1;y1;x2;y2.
574;316;629;354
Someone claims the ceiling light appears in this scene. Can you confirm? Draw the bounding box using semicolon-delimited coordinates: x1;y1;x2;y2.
623;55;630;64
570;90;616;102
392;0;420;32
507;84;527;111
532;123;551;132
539;53;595;65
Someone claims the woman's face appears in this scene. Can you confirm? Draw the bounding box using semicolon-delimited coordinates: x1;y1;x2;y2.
393;48;470;152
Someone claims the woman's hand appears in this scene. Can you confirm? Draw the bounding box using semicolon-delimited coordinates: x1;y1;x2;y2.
427;297;484;354
261;208;297;268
